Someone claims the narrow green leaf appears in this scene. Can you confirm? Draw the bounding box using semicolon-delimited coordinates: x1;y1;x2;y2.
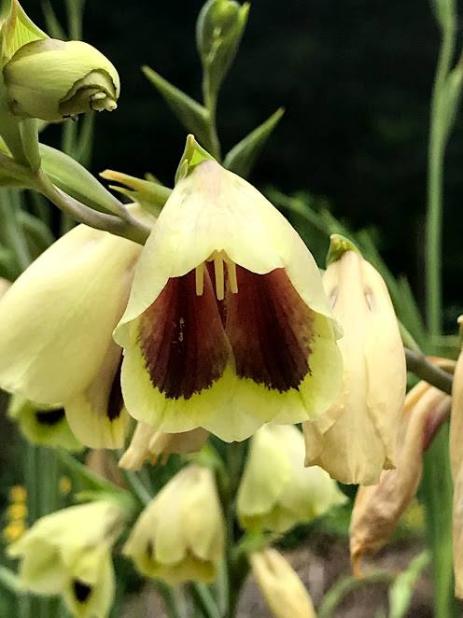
39;143;123;215
223;108;284;178
41;0;66;40
142;65;211;145
388;552;430;618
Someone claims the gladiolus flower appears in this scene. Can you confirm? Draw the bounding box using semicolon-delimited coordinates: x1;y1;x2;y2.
8;500;127;618
237;424;346;533
450;317;463;598
0;225;141;448
123;464;225;584
119;422;209;470
304;237;407;485
115;160;342;442
350;378;451;575
250;549;316;618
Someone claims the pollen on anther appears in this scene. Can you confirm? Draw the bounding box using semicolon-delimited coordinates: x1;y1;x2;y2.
195;263;205;296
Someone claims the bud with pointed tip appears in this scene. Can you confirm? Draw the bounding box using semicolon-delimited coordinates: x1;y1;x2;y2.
237;424;346;533
119;422;209;471
196;0;249;95
304;236;407;485
123;464;225;584
350;378;451;575
250;549;316;618
4;39;120;121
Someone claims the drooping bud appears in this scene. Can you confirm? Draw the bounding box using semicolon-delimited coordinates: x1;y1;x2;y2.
450;316;463;598
4;39;120;121
119;422;209;471
304;236;407;485
237;425;346;534
350;378;451;575
123;464;225;584
250;549;316;618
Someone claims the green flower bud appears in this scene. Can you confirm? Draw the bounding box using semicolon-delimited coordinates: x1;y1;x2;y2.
196;0;249;95
3;38;120;121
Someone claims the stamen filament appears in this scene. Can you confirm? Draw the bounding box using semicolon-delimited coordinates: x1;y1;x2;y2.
195;263;205;296
226;261;238;294
214;255;225;301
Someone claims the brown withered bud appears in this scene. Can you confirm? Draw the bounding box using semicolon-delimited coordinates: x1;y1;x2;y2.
350;378;451;576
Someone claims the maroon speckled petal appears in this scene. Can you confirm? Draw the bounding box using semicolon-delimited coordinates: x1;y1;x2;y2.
225;266;314;392
139;269;229;399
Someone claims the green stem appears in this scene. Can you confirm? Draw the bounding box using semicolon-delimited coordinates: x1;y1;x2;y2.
121;469;152;507
202;75;221;161
318;572;393;618
34;171;151;245
154;582;184;618
422;424;458;618
405;348;453;394
190;583;221;618
423;8;459;618
426;13;456;335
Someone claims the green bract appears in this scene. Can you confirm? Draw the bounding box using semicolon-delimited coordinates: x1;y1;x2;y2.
3;38;120;121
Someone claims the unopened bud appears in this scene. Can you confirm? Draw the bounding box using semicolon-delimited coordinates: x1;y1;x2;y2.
250;549;316;618
4;39;120;121
304;240;407;485
196;0;249;93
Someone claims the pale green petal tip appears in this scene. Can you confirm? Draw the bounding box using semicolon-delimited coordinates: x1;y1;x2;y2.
326;233;362;266
175;134;215;184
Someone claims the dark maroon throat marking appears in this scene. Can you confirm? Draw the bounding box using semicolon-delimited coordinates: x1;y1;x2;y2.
35;408;65;426
107;357;124;421
138;266;314;400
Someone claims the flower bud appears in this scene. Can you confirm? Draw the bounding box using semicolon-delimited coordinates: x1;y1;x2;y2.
250;549;316;618
304;238;407;485
4;39;120;121
350;379;451;575
450;317;463;598
123;464;225;584
8;500;127;617
196;0;249;92
119;422;209;471
237;425;346;534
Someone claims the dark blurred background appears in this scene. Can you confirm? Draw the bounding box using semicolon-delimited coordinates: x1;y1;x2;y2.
27;1;463;326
